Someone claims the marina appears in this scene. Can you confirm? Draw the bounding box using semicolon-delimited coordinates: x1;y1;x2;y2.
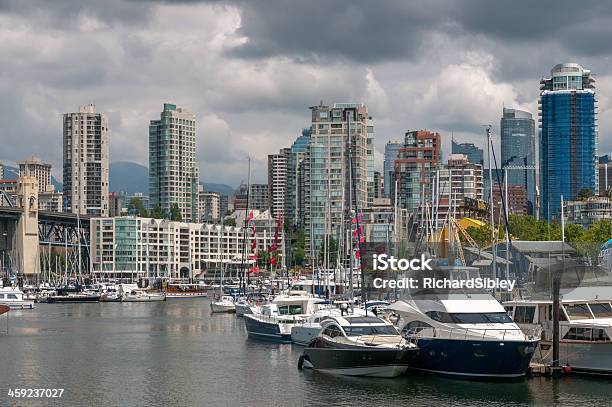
2;300;612;406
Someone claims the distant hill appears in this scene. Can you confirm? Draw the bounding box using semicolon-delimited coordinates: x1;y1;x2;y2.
1;165;63;191
3;161;236;197
202;182;235;196
110;161;149;195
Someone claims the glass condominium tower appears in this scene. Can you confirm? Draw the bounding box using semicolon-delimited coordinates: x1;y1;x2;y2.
149;103;199;222
540;63;597;220
306;103;373;260
500;107;536;214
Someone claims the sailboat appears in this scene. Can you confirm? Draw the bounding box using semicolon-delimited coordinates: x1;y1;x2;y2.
210;251;236;313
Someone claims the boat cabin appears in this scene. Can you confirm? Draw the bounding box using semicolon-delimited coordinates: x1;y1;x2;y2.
504;299;612;342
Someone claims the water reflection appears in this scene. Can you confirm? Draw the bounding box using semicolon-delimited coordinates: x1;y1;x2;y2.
1;301;612;406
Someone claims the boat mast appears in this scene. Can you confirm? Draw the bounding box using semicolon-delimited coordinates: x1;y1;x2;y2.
486;125;497;284
239;157;251;295
346;108;366;313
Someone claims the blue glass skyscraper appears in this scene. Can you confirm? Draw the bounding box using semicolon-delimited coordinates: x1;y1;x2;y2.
500;108;536;214
540;63;597;220
451;139;483;166
383;141;402;197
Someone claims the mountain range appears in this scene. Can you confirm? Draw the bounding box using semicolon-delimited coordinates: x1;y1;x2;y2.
2;161;236;196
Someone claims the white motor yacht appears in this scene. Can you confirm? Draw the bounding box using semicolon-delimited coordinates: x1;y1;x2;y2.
291;304;366;345
0;286;35;309
299;315;418;377
244;291;323;342
505;285;612;375
119;284;166;302
210;295;236;313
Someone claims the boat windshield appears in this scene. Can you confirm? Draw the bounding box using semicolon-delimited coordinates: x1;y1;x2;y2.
564;303;593;320
588;303;612;318
278;305;303;315
449;313;513;324
343;325;398;336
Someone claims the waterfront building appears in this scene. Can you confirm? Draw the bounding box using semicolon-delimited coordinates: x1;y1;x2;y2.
438;154;484;208
500;108;537;214
18;156;63;212
199;190;220;223
540;63;597;220
0;162;3;180
234;183;248;211
90;216;283;279
219;194;229;218
38;191;63;212
63;104;109;216
233;183;269;212
492;184;528;220
393;130;441;213
564;196;612;228
373;170;383;199
451;139;484;166
250;184;269;212
285;129;311;227
361;198;395;243
18;156;52;193
268;148;290;220
149;103;199;222
599;160;612;196
383;141;401;197
109;192;124;217
305;102;374;259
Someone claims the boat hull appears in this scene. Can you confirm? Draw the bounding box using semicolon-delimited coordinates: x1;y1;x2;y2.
0;301;35;310
210;302;236;313
244;314;292;343
122;295;166;302
406;337;538;378
235;303;254;317
166;292;208;299
291;325;321;346
302;338;416;378
47;295;101;303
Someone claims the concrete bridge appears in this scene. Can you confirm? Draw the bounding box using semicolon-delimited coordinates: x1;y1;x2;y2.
0;177;90;278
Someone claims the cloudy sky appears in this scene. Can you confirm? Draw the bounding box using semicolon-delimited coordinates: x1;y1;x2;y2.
1;0;611;187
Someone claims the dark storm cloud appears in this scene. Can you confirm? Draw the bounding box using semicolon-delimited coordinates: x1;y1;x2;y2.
228;0;449;62
453;0;612;55
1;0;612;184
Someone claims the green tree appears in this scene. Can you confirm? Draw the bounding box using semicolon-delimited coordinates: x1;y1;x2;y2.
564;223;585;243
150;204;164;219
318;235;338;266
127;197;148;217
257;250;271;267
170;204;182;221
223;217;236;227
583;220;612;243
577;188;595;200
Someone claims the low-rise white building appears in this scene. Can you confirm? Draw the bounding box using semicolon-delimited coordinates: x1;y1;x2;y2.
564;197;612;228
90;216;284;279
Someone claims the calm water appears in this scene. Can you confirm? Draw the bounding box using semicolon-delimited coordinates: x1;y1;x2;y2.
1;300;611;406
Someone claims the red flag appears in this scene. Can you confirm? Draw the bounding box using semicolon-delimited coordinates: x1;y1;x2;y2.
270;257;277;266
247;210;254;224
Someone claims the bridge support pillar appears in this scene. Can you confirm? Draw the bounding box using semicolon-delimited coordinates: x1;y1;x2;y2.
16;177;39;277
